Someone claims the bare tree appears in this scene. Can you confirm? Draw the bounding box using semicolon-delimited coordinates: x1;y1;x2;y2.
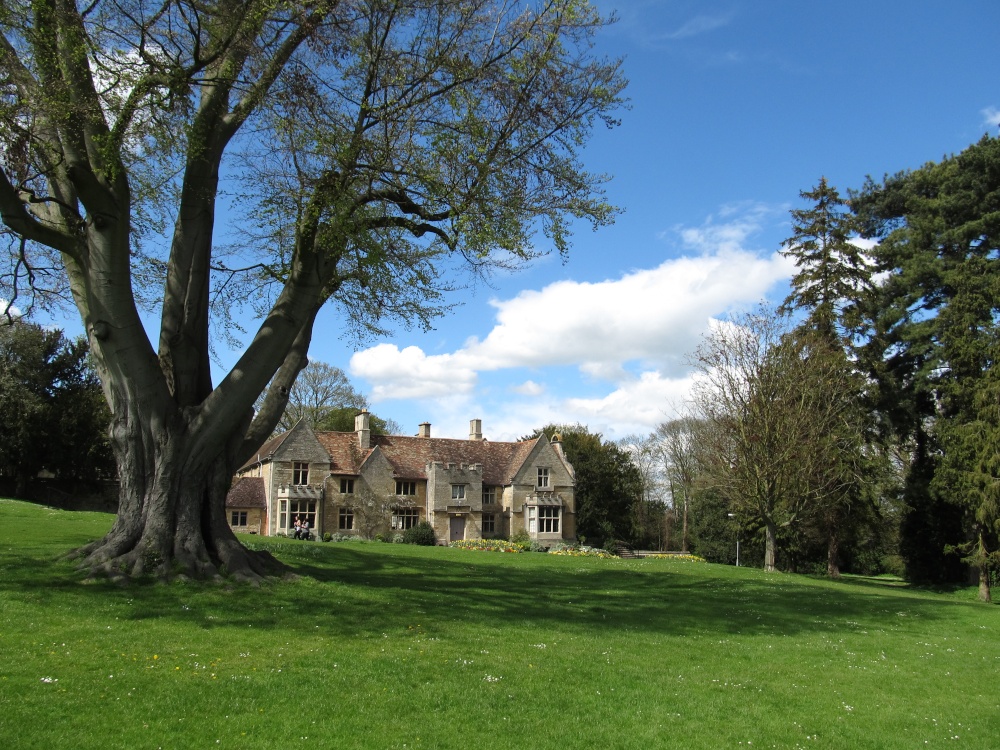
656;416;701;553
689;307;864;571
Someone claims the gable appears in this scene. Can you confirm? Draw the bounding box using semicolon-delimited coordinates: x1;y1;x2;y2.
271;421;331;465
510;436;571;487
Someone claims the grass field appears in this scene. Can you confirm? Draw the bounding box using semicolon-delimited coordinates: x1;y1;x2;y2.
0;498;997;749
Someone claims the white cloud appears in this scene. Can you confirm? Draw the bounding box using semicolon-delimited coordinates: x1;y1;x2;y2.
661;13;734;41
0;299;22;320
350;344;477;400
351;206;795;436
563;371;697;438
511;380;545;396
982;106;1000;129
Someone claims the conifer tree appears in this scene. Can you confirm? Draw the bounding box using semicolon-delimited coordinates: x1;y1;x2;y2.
779;178;876;577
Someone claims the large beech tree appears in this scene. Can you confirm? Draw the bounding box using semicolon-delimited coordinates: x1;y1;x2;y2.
0;0;624;580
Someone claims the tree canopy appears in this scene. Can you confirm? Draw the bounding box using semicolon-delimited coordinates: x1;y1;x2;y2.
0;320;113;496
0;0;625;581
531;424;643;547
854;135;1000;599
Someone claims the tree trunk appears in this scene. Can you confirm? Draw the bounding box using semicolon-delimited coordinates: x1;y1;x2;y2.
69;391;284;583
978;564;992;603
764;519;778;572
826;523;841;579
681;495;689;553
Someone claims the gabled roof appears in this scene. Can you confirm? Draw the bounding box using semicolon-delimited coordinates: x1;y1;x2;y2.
237;431;291;472
314;431;542;486
241;422;549;486
226;477;266;508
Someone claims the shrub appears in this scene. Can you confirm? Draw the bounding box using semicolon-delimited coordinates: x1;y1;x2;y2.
323;532;332;542
392;533;405;544
402;521;437;546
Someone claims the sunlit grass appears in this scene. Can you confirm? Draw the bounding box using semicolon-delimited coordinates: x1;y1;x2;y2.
0;498;997;749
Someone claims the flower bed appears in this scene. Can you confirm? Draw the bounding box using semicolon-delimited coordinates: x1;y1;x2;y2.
548;545;615;559
450;539;527;553
644;553;707;563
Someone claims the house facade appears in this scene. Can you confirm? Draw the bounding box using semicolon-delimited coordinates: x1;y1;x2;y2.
226;413;576;546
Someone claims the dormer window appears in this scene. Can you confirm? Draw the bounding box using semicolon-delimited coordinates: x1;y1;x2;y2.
537;467;550;489
292;462;309;486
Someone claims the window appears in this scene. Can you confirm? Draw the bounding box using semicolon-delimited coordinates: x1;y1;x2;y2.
279;500;287;531
483;486;497;504
396;480;416;496
537;467;550;488
482;513;496;534
451;484;466;500
231;511;247;527
538;506;560;533
527;505;560;534
289;500;317;532
292;462;309;485
338;507;354;530
391;507;419;530
340;478;354;494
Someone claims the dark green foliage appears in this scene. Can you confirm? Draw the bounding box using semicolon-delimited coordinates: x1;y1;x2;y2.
780;177;870;339
0;321;113;497
531;424;644;547
854;135;1000;597
402;521;436;546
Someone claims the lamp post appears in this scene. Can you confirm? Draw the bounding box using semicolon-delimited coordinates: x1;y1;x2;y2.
727;513;739;567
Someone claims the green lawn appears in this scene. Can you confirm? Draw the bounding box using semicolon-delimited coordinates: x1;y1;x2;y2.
0;498;997;749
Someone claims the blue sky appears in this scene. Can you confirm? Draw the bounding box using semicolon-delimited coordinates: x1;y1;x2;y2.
339;1;1000;442
22;1;1000;444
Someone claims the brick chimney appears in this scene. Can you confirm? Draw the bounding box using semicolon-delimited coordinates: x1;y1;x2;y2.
418;422;431;438
355;409;371;450
469;418;483;441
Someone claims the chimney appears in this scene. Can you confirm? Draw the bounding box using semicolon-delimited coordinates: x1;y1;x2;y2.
355;409;371;450
418;422;431;438
469;418;483;441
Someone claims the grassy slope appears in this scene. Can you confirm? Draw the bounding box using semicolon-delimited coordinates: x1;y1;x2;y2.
0;498;997;750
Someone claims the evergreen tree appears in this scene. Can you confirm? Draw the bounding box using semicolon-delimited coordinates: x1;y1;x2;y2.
0;321;113;496
780;177;871;339
854;135;1000;599
779;178;880;577
531;424;644;547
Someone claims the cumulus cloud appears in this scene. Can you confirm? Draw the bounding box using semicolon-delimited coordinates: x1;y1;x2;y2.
511;380;545;396
564;371;698;435
350;344;477;401
350;205;795;436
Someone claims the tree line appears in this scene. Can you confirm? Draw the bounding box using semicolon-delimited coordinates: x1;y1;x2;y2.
606;136;1000;602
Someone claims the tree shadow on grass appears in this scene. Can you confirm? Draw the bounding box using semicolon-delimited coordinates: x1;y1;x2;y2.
1;531;981;642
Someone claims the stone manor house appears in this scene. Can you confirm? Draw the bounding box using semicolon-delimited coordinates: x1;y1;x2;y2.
225;412;576;545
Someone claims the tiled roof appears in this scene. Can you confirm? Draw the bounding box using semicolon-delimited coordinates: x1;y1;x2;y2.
237;431;290;472
226;477;266;508
314;431;541;485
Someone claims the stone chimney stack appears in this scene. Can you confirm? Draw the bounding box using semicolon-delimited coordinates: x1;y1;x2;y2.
418;422;431;438
355;409;371;450
469;418;483;441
